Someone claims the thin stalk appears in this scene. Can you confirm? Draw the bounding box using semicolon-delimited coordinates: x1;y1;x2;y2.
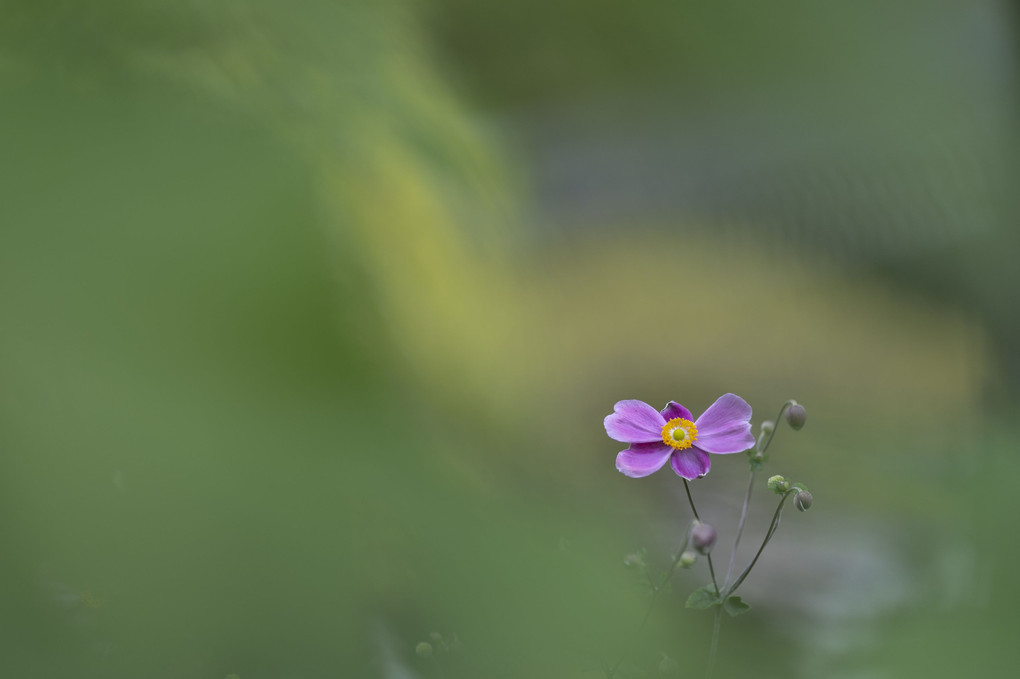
705;551;719;595
727;492;791;596
682;479;720;595
706;606;722;679
758;401;796;457
682;477;701;521
723;401;794;589
722;469;755;590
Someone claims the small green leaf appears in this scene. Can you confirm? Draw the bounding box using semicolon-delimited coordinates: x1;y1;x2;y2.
723;596;751;616
749;458;763;472
685;584;722;609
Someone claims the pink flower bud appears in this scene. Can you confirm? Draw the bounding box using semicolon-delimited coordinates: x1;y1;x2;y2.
691;521;717;555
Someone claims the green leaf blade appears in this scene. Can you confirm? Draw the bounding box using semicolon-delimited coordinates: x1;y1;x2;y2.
723;595;751;616
685;584;722;610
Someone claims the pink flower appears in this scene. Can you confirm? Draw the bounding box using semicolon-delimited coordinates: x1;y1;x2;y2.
605;394;755;480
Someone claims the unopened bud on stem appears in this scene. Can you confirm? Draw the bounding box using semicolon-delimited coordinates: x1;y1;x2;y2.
786;402;806;430
767;475;789;494
691;521;717;555
795;490;813;511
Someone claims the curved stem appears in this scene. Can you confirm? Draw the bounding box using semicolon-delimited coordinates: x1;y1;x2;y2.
757;401;796;457
682;478;701;520
682;479;720;594
721;401;794;591
722;469;755;590
727;492;791;596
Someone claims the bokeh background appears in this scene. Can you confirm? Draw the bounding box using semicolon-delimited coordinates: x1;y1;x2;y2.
1;1;1018;677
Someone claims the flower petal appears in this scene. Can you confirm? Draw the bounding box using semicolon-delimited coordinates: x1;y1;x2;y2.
670;447;711;479
694;393;755;454
660;401;695;422
616;442;674;478
604;400;665;443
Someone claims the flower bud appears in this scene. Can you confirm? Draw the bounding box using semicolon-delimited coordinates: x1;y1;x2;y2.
786;403;806;430
690;521;717;555
624;552;646;569
415;642;433;658
794;490;813;512
679;550;697;569
767;475;789;494
760;420;774;436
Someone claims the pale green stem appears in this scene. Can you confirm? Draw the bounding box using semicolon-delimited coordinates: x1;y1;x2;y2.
682;479;720;595
706;606;722;679
723;401;795;590
722;469;755;590
726;491;792;596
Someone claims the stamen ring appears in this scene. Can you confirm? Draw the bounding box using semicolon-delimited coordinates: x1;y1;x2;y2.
661;418;698;450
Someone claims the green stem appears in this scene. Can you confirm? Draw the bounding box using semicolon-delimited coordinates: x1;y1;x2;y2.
706;551;719;595
682;479;720;595
706;605;722;679
757;401;796;457
721;401;795;591
726;491;791;596
682;477;701;520
722;469;755;590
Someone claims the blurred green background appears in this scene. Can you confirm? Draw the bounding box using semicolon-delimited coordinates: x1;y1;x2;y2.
1;1;1018;677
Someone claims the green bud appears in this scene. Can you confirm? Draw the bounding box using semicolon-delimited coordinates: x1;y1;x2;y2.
767;475;789;494
786;403;806;430
760;420;774;436
415;642;433;658
679;551;697;569
795;490;813;511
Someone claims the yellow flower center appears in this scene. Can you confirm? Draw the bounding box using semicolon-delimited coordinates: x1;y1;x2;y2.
662;418;698;450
